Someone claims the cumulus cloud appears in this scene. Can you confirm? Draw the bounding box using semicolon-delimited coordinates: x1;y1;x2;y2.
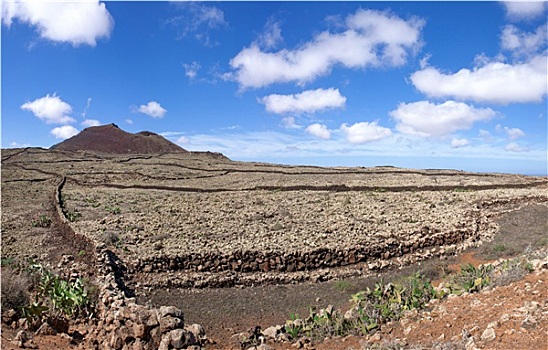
227;9;424;89
82;119;101;127
340;121;392;144
390;100;497;137
450;138;470;148
502;2;547;21
503;126;526;140
501;25;547;58
2;0;114;47
260;88;346;115
51;125;79;139
305;123;331;139
410;55;547;104
21;94;75;124
136;101;167;118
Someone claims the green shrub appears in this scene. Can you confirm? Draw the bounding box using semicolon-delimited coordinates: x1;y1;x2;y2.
351;272;437;331
31;215;52;228
65;209;82;222
104;205;121;215
446;263;492;295
30;264;93;318
284;273;437;340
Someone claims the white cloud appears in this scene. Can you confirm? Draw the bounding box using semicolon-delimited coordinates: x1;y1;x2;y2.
501;25;547;58
82;119;101;127
9;141;31;148
257;17;283;49
183;61;201;80
281;116;301;129
505;142;528;152
21;94;75;124
451;138;470;148
176;136;190;145
166;3;227;45
136;101;167;118
2;0;114;47
479;129;494;142
503;126;526;140
51;125;79;139
81;97;92;118
227;9;423;89
305;123;331;139
410;55;547;104
502;2;547;21
340;121;392;144
161;129;545;167
260;88;346;115
125;119;133;125
391;100;497;137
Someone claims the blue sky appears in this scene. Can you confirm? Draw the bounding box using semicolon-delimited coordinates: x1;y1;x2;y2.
2;1;547;175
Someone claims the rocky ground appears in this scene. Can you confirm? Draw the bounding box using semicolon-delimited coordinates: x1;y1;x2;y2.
1;147;547;349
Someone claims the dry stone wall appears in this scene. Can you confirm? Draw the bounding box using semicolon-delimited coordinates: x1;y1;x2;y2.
83;246;208;349
132;220;487;275
57;175;208;349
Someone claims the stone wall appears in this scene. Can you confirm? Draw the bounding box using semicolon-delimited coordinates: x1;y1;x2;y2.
132;223;487;276
57;175;208;349
84;246;208;349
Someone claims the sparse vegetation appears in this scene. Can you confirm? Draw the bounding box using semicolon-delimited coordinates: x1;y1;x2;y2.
334;280;352;292
24;263;94;320
31;214;52;228
83;197;100;208
65;209;82;222
1;266;31;313
284;272;437;340
104;204;121;214
445;263;493;295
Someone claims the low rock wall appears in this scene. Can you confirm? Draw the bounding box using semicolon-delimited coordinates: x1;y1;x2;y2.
85;246;207;349
133;225;483;275
57;176;208;349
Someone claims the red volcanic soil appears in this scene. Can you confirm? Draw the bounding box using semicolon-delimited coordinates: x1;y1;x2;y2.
50;123;187;154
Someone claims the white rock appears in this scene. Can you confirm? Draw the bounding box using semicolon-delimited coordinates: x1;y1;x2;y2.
480;327;496;342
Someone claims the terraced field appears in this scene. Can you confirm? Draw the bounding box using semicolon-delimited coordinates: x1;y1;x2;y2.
3;148;546;289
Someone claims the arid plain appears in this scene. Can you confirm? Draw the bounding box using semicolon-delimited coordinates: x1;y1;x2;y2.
2;145;547;349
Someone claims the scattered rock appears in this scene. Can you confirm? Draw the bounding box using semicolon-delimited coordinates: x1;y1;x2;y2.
480;327;496;342
35;322;57;336
262;325;280;340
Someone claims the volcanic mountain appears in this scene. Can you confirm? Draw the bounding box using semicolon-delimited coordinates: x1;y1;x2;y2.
50;124;188;154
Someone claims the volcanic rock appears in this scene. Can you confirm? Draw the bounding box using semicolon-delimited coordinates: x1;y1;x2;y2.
50;123;187;154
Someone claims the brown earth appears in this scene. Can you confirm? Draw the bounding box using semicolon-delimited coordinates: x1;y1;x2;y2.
50;123;187;154
1;147;547;349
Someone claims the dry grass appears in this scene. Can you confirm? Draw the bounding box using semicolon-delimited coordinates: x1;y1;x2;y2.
1;266;31;312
